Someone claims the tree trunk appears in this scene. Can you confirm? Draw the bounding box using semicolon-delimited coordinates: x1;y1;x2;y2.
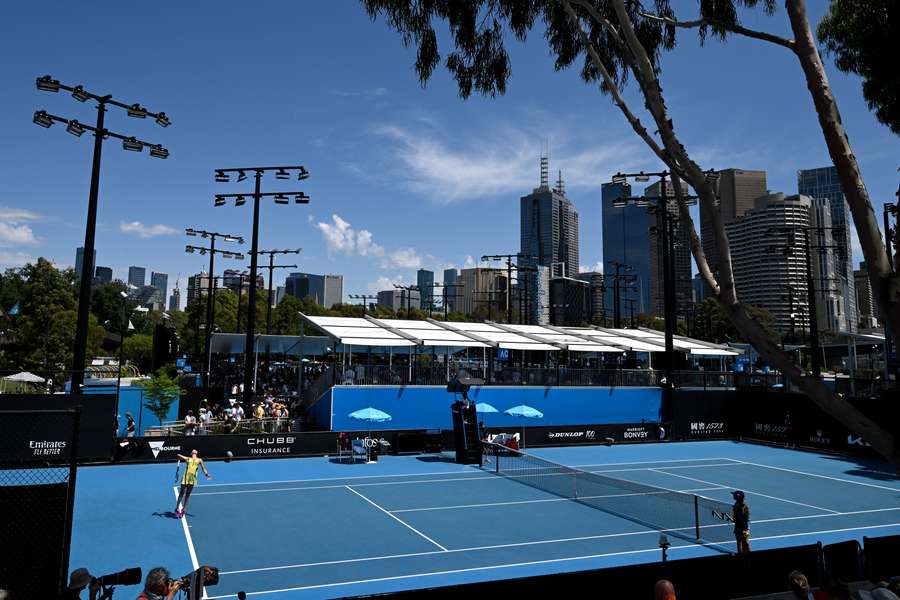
784;0;900;348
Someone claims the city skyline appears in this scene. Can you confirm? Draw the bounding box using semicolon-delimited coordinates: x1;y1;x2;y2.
2;3;897;309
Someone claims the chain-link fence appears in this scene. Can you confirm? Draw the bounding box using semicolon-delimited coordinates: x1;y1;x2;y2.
0;408;80;599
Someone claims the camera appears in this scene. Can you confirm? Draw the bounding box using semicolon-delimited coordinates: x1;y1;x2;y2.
93;567;142;587
170;566;219;599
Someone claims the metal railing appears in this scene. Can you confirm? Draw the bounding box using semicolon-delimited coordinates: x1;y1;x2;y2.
148;416;295;436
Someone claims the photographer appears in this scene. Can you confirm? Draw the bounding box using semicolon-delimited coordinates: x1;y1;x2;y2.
136;567;180;600
60;568;98;600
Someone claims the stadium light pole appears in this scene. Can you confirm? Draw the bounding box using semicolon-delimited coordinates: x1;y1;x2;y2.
34;75;170;395
214;165;311;406
185;229;245;389
348;293;378;315
250;249;301;334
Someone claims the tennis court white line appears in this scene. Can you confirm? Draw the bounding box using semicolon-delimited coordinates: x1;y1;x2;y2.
209;520;900;598
345;485;448;552
390;486;729;513
728;460;900;493
217;505;900;578
570;457;744;469
172;487;207;600
650;468;842;514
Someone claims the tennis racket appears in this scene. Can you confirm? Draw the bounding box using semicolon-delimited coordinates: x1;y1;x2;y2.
174;459;181;484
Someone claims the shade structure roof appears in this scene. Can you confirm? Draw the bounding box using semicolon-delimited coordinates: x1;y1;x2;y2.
299;314;741;356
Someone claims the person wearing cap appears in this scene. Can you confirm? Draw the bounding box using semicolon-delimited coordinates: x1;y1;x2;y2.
731;490;751;554
61;567;97;600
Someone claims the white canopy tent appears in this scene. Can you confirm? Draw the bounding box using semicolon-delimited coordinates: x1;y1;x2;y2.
3;371;46;383
299;314;740;357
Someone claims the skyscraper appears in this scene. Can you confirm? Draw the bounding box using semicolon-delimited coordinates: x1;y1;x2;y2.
701;169;767;277
169;287;181;312
417;269;434;311
727;193;844;336
377;288;421;312
93;266;113;286
284;272;343;308
459;268;507;316
601;181;649;317
519;161;579;323
150;272;168;300
798;166;857;332
645;179;694;319
128;266;146;288
854;262;877;329
443;268;459;312
187;272;210;306
574;271;605;323
75;247;96;283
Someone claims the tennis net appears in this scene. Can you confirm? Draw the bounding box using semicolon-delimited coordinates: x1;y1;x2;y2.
482;441;735;548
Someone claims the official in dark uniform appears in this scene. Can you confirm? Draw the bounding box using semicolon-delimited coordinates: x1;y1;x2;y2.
731;490;751;554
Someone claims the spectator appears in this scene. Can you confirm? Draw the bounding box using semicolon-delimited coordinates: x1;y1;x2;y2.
184;410;197;436
654;579;676;600
788;571;813;600
199;407;211;435
137;567;180;600
60;567;96;600
125;412;136;437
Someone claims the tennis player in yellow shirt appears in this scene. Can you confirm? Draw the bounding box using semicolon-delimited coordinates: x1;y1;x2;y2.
174;449;211;518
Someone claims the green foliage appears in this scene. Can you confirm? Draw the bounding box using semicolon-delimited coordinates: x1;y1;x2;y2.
90;281;130;332
138;369;184;426
687;298;780;345
362;0;679;99
818;0;899;135
122;333;153;373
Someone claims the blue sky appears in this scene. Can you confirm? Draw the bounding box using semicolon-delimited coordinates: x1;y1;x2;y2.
1;1;897;308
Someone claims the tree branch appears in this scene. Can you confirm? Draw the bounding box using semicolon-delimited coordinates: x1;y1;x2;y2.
639;11;796;50
559;0;672;167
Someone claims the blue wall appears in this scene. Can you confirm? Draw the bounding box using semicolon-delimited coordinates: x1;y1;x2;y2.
321;386;662;431
83;384;180;436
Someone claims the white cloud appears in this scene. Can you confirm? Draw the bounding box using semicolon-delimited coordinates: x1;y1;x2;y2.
119;221;178;238
367;275;405;294
386;247;422;269
0;207;42;222
0;206;42;247
0;251;35;267
579;262;604;274
333;87;390;98
0;222;38;247
314;214;384;257
365;122;647;203
463;255;476;268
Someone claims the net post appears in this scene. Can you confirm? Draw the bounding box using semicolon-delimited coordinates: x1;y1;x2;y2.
495;446;500;474
693;494;700;540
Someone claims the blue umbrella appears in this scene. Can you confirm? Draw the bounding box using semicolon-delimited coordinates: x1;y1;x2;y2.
348;407;392;460
475;402;499;414
504;405;544;419
504;404;543;448
348;407;392;422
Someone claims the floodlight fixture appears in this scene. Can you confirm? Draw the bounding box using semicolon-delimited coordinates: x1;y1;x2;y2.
294;192;310;204
71;85;90;102
199;248;207;255
122;136;143;152
235;195;246;206
215;196;226;207
127;103;148;118
186;229;198;237
33;110;54;128
233;253;245;260
215;170;229;183
186;245;195;253
275;168;289;180
155;112;171;127
149;144;169;159
36;75;60;92
223;235;244;244
611;172;627;184
65;119;85;137
634;171;651;182
297;166;310;181
237;170;247;182
274;194;289;205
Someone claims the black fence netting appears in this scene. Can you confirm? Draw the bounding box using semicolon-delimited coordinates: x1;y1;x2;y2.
0;408;80;599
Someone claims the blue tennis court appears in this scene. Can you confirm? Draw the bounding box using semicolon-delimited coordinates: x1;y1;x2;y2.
70;440;900;599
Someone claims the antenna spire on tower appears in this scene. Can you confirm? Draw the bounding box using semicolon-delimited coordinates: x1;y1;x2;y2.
540;140;549;188
555;169;566;195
